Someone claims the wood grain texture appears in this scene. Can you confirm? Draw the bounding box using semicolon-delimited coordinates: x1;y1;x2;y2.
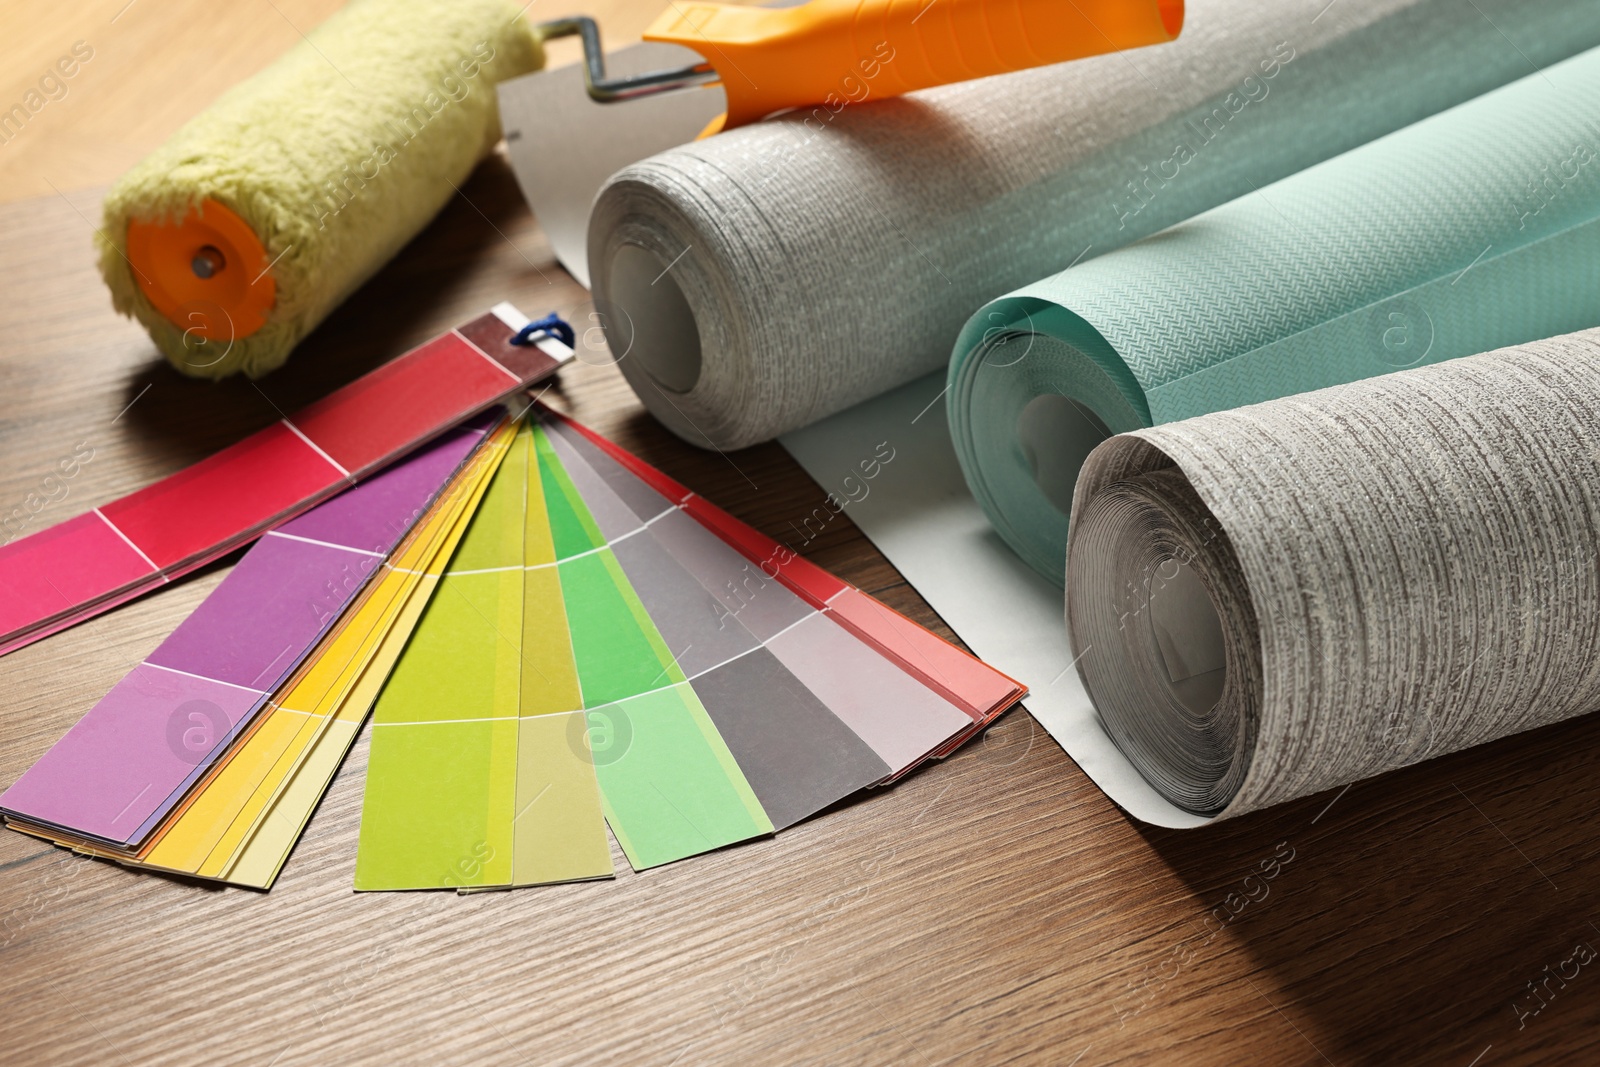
4;4;1600;1066
0;0;664;205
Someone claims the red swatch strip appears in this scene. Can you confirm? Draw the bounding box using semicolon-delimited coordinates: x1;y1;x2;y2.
0;307;570;657
547;409;1027;736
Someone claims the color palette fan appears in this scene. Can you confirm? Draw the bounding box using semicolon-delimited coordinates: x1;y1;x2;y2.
356;411;1026;889
1;364;1025;890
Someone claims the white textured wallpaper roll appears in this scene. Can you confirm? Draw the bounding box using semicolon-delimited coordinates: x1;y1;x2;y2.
589;0;1600;449
1067;330;1600;821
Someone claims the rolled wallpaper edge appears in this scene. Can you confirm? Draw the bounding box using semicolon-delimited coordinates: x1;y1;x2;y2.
1067;330;1600;823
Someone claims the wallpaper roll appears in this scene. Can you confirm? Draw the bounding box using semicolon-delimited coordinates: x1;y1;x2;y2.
950;44;1600;583
589;0;1600;450
1065;330;1600;821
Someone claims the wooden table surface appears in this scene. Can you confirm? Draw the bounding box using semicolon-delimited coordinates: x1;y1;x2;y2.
3;3;1600;1065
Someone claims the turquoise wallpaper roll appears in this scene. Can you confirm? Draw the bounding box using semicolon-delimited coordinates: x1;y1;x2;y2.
949;45;1600;584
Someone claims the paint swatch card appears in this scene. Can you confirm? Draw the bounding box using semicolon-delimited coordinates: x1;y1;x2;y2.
356;424;616;891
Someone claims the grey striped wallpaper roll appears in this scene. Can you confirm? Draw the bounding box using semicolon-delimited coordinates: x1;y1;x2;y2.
1067;330;1600;820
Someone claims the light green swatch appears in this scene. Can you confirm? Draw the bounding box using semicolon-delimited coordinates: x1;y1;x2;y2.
586;685;773;871
534;424;771;868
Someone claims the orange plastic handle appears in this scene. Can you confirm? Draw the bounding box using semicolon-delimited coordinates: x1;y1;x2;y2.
645;0;1183;130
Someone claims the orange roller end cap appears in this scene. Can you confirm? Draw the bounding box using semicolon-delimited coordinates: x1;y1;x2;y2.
125;199;276;342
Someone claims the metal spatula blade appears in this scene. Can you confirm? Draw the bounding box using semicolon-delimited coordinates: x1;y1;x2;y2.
498;44;727;288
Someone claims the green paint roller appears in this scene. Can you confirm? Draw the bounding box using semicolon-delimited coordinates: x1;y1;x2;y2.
97;0;544;379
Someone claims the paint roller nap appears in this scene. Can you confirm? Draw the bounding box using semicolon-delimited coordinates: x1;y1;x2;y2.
96;0;542;379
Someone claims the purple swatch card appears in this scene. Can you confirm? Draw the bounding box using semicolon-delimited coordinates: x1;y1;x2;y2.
0;417;491;847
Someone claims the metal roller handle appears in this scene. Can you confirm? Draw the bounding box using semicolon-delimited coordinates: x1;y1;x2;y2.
536;16;718;102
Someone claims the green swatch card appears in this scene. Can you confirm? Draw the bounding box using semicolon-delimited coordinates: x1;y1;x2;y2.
512;425;613;885
534;426;773;868
355;426;530;890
